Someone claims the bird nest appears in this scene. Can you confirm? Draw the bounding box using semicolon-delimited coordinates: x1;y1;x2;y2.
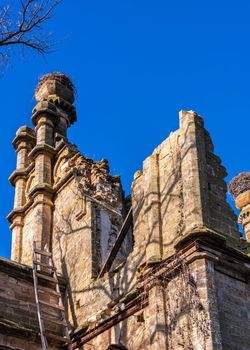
228;172;250;199
35;72;76;94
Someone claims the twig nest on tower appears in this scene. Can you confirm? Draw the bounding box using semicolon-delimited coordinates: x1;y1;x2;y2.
35;72;75;104
228;172;250;199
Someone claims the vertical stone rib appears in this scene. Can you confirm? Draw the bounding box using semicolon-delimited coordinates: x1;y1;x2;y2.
10;220;24;262
145;285;168;350
194;259;223;350
144;153;162;263
179;110;209;234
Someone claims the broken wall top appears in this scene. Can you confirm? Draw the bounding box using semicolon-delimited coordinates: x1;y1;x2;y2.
131;110;242;263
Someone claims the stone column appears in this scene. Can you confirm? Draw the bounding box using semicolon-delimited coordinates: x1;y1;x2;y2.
229;172;250;242
28;113;56;254
143;154;162;263
12;127;35;207
182;257;223;350
26;73;76;255
9;126;35;262
145;284;167;350
8;73;77;265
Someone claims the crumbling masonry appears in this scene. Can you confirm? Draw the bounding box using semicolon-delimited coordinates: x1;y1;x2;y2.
0;73;250;349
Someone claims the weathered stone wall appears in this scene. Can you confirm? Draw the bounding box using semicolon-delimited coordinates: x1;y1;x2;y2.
0;257;64;350
72;249;238;350
52;154;130;329
21;207;36;265
53;177;95;329
215;269;250;350
131;110;240;268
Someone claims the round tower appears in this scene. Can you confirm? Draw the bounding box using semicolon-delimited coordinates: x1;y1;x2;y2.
229;172;250;242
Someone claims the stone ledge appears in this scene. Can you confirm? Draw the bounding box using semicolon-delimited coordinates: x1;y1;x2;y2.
174;226;248;256
29;144;56;159
0;256;66;287
12;126;36;150
0;317;39;342
7;201;34;223
29;183;55;198
9;163;34;185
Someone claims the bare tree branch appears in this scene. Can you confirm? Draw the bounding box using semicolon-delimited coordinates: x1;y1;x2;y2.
0;0;61;67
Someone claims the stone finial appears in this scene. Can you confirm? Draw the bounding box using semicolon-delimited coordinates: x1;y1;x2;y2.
35;72;75;104
229;172;250;241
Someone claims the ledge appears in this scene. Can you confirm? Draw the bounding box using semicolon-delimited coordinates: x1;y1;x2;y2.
12;127;36;150
29;183;55;198
29;144;56;159
31;101;58;126
0;256;66;287
7;201;34;222
174;227;250;260
0;317;39;342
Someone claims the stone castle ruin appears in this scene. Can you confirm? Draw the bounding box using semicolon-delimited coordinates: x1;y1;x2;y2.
0;73;250;349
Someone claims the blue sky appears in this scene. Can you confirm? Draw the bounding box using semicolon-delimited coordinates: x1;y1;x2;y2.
0;0;249;258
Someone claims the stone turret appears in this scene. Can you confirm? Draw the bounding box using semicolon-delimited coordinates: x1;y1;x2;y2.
8;73;77;264
229;172;250;242
33;73;76;141
7;74;128;327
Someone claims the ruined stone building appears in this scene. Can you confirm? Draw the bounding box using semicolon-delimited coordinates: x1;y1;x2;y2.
0;73;250;350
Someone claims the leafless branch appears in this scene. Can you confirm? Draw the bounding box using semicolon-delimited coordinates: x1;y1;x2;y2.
0;0;61;66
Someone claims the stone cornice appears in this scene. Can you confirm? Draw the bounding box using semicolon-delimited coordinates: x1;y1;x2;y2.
9;163;34;185
31;101;58;125
29;183;55;198
10;220;24;231
175;228;250;262
7;188;54;223
0;256;66;288
29;143;56;159
49;96;77;124
13;134;36;150
7;201;34;223
55;138;67;154
12;127;36;150
9;168;27;185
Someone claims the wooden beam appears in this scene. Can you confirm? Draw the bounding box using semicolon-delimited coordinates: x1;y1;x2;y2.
98;208;133;278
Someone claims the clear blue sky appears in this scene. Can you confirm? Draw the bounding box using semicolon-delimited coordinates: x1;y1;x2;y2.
0;0;248;258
